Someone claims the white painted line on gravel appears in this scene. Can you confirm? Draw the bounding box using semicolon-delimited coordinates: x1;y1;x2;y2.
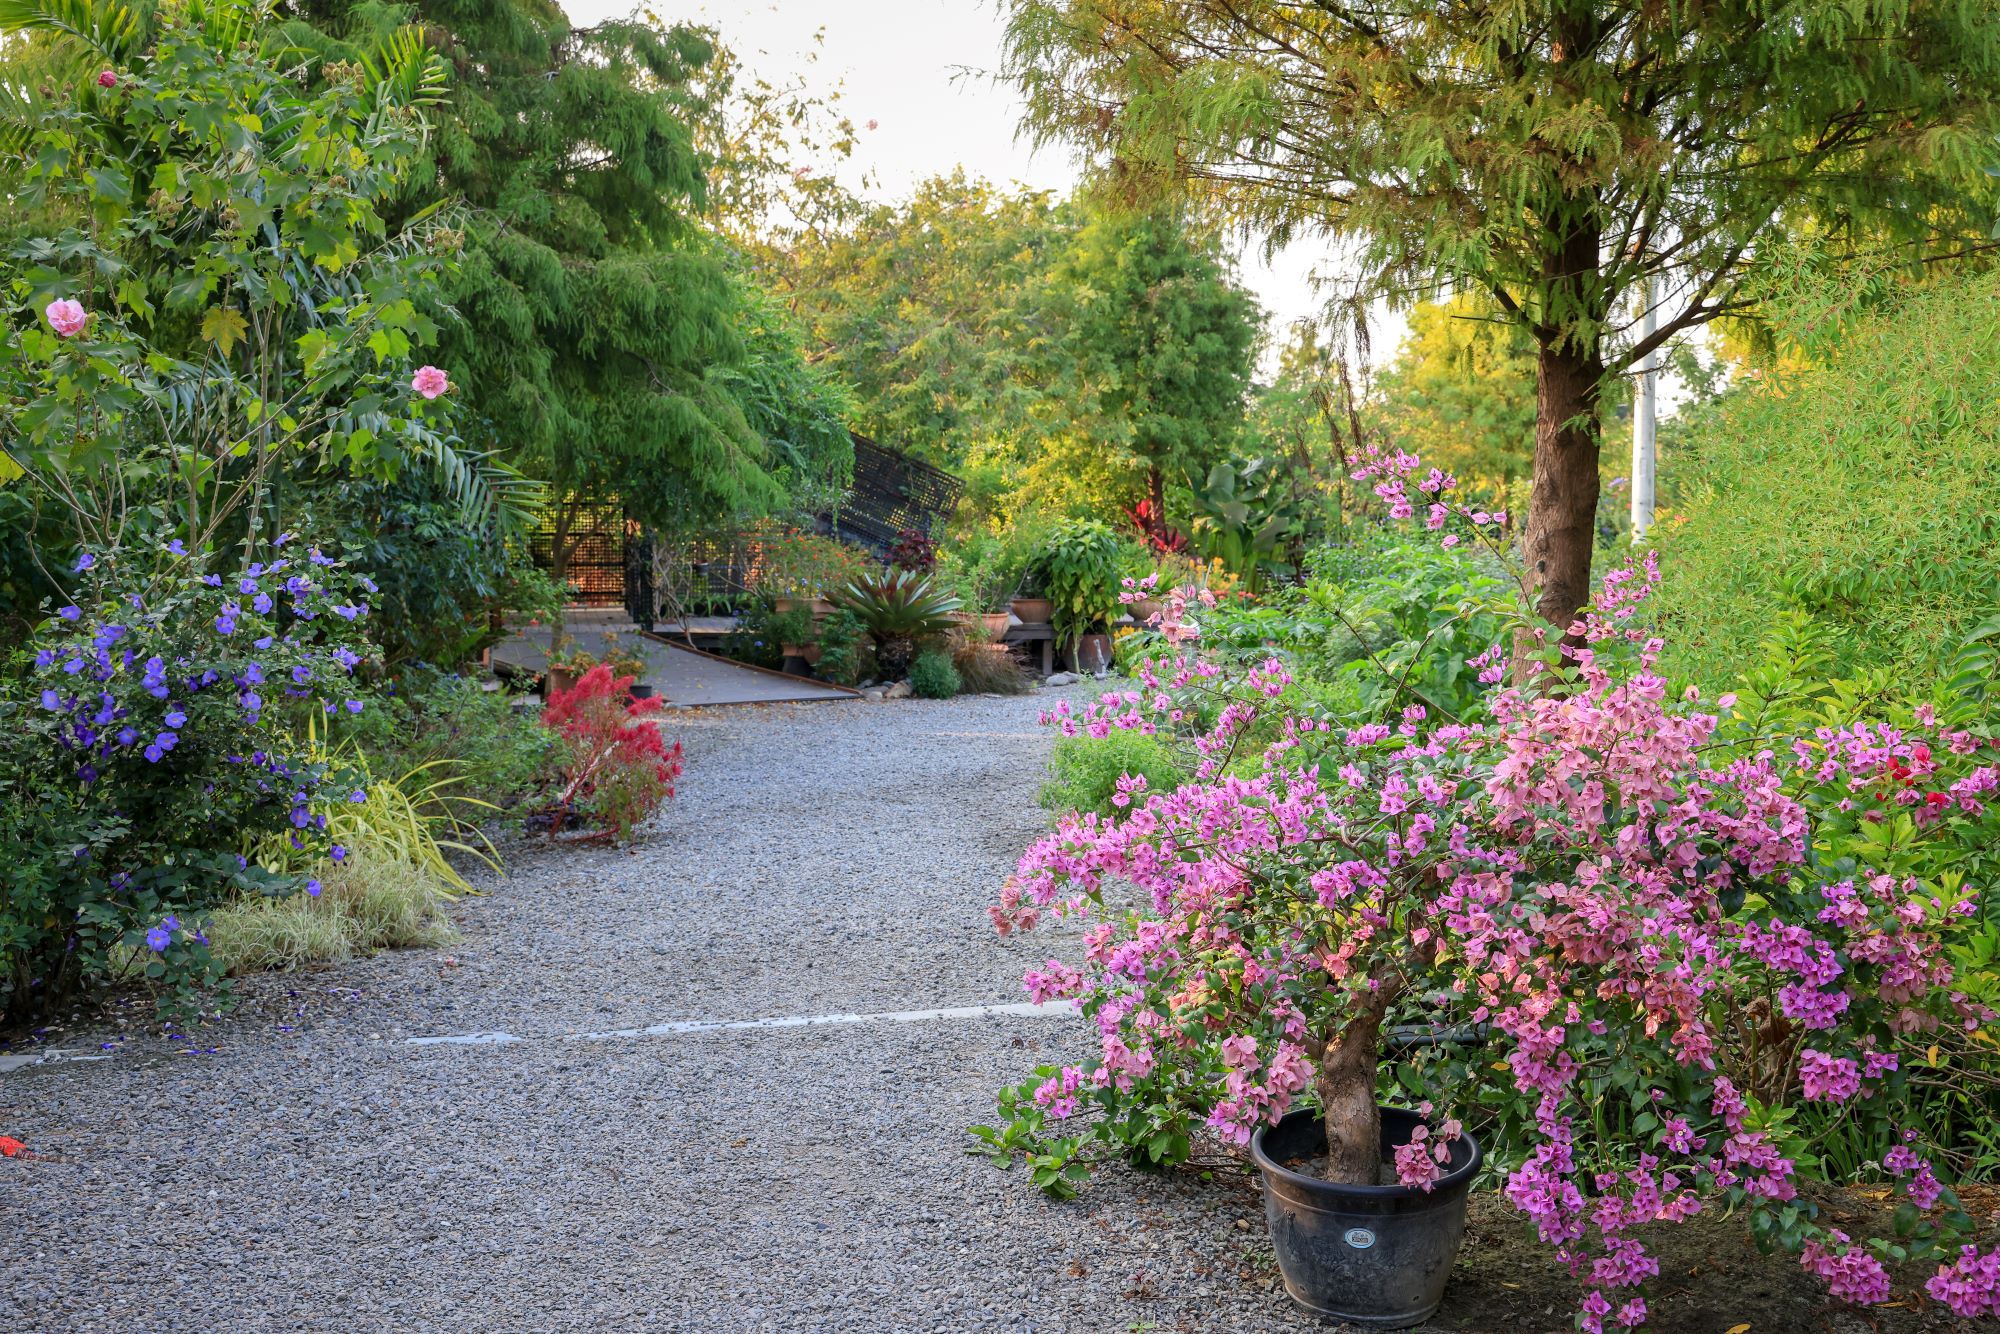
404;1000;1074;1049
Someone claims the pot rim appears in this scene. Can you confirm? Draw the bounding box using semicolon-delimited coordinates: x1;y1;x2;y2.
1250;1105;1482;1200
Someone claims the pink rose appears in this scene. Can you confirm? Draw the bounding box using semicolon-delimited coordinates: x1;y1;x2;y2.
44;298;87;337
97;70;118;88
411;365;449;400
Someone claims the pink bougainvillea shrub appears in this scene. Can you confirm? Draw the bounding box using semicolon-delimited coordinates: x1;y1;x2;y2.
976;448;2000;1326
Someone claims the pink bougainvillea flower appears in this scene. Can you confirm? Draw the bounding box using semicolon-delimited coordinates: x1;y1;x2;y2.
410;365;449;399
97;69;118;88
44;298;87;337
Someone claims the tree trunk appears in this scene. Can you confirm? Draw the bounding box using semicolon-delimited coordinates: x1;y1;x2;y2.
1314;996;1391;1184
549;501;574;645
1523;337;1604;635
1145;464;1167;545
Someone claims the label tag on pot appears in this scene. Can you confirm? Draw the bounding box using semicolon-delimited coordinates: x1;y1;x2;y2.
1344;1228;1376;1250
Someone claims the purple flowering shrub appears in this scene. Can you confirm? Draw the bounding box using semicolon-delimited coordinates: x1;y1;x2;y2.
3;538;379;1019
974;449;2000;1324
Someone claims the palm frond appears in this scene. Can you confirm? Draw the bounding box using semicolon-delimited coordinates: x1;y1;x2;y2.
358;25;447;112
0;0;142;62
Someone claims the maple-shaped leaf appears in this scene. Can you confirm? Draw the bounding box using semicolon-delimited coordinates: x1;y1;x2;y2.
201;306;250;358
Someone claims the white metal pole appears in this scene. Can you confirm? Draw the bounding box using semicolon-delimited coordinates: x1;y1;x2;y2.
1630;275;1659;539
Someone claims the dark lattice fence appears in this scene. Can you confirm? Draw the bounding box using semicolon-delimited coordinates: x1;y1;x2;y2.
832;434;964;554
530;499;631;607
534;435;964;617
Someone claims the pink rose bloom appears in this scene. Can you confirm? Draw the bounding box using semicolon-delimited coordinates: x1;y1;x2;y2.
44;298;87;337
97;70;118;88
411;365;449;399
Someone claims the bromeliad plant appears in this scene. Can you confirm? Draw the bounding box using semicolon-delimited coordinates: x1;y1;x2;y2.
979;449;2000;1325
832;568;961;680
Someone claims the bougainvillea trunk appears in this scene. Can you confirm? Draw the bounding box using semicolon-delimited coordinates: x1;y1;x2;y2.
1314;1000;1390;1184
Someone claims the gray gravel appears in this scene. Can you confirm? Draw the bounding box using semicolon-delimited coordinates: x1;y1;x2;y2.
0;690;1318;1334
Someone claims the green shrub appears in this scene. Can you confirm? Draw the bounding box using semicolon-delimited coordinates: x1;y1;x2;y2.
815;608;867;686
909;647;962;698
1653;269;2000;684
334;666;553;819
1040;729;1190;820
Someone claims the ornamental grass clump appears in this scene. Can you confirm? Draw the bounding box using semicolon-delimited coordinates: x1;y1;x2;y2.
980;448;2000;1325
540;664;682;842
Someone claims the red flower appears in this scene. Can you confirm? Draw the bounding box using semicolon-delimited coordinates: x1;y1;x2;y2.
0;1136;25;1157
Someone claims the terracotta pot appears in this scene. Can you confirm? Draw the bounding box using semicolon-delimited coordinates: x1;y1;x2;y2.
780;642;823;666
545;666;579;697
981;612;1011;642
772;596;803;615
1010;596;1053;625
1128;597;1164;622
811;598;836;617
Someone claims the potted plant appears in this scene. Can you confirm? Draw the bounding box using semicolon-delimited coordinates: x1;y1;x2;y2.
941;538;1019;642
830;568;961;680
544;639;597;697
1040;518;1124;669
760;528;867;614
768;603;820;670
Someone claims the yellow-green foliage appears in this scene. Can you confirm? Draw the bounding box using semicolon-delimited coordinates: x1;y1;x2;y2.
1653;270;2000;685
207;855;456;975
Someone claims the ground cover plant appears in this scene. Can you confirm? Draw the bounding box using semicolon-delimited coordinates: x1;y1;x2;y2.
980;448;2000;1326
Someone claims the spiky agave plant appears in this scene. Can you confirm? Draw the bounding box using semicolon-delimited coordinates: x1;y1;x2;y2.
833;569;962;680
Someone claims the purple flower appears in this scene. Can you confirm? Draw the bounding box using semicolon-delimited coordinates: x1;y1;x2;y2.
39;689;60;710
349;789;367;803
306;879;321;898
238;577;258;595
330;844;346;864
291;665;312;685
201;574;222;587
154;731;178;752
166;538;187;557
75;553;95;572
344;700;363;714
116;727;137;746
57;605;81;621
146;922;172;951
252;593;272;614
143;744;163;762
242;662;264;685
34;649;55;667
333;604;361;621
164;708;187;728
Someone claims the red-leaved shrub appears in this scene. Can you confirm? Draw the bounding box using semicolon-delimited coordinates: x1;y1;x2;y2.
540;665;681;841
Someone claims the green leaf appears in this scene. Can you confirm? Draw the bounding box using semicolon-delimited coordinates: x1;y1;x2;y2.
200;305;248;358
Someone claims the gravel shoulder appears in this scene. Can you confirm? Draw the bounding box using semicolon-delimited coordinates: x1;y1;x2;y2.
0;690;1304;1334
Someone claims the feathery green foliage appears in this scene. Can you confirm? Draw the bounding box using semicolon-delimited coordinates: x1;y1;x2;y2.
1654;269;2000;684
294;2;851;579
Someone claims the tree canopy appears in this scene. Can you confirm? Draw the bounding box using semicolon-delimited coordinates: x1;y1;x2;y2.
1002;0;2000;628
296;2;851;570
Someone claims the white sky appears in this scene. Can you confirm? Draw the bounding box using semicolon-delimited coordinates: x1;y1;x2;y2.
576;0;1350;371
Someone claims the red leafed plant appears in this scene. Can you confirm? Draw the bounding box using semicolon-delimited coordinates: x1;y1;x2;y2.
540;664;682;842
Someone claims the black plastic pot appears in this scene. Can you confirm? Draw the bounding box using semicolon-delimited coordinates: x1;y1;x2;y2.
1250;1106;1482;1329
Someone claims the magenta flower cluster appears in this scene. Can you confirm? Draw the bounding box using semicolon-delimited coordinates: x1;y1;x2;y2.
990;447;2000;1324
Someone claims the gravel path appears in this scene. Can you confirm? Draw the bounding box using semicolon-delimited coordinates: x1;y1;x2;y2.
0;690;1319;1334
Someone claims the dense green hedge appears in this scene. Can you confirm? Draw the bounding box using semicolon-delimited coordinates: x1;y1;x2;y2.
1654;271;2000;685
